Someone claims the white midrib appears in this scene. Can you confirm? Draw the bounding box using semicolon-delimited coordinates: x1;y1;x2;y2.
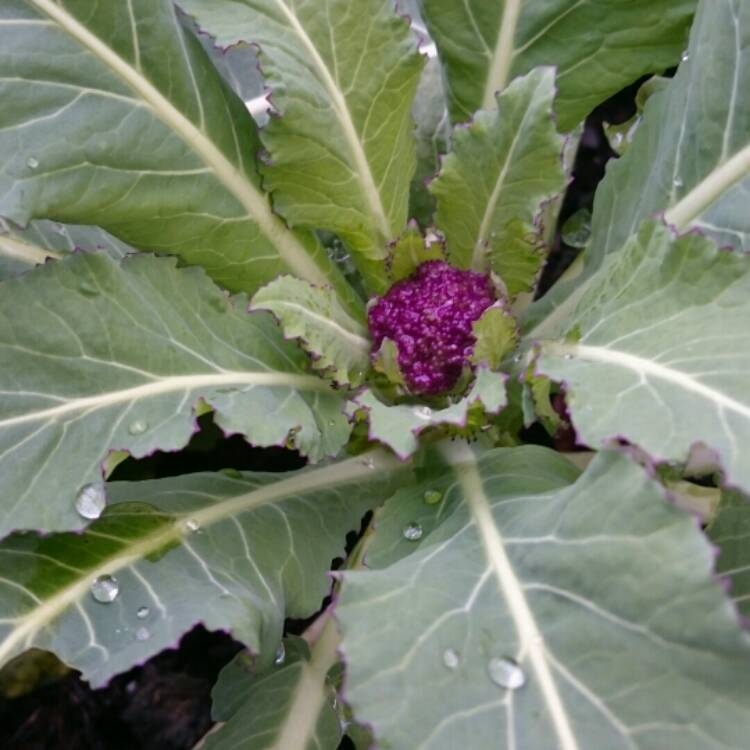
0;371;329;429
28;0;330;288
471;84;541;269
664;140;750;230
0;234;62;265
273;0;392;241
268;613;340;750
0;450;399;666
443;441;579;750
482;0;522;109
542;341;750;421
255;299;370;352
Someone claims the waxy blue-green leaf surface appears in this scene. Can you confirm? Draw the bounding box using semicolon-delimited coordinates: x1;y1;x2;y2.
527;0;750;338
179;0;425;293
707;489;750;619
203;635;341;750
0;451;404;687
0;217;132;280
537;221;750;494
339;445;750;749
0;0;356;308
0;252;350;537
251;276;371;387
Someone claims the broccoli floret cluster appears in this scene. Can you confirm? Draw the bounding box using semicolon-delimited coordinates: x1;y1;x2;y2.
368;260;495;394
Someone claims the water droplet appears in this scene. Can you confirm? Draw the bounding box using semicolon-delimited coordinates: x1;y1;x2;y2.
611;132;623;148
274;643;286;665
487;657;525;690
75;483;106;520
673;176;683;188
442;648;460;670
91;574;119;603
681;50;689;62
26;156;39;169
361;457;376;470
184;518;200;533
136;606;150;619
564;353;574;361
403;522;423;541
128;419;148;436
77;280;99;297
135;626;150;642
423;489;442;505
513;353;523;363
414;406;433;421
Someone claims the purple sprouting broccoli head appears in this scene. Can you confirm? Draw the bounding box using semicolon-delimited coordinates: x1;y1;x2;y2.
368;260;496;395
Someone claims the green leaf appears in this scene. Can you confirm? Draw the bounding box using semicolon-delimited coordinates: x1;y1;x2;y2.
707;489;750;618
0;451;405;687
0;217;132;280
179;0;425;294
536;221;750;494
0;0;357;310
593;0;750;263
470;305;518;370
201;632;341;750
410;57;450;228
338;444;750;749
372;338;406;388
603;76;670;157
251;276;371;387
0;252;351;537
526;0;750;338
525;375;564;434
196;36;265;107
431;68;564;294
388;222;445;282
420;0;696;131
348;368;507;458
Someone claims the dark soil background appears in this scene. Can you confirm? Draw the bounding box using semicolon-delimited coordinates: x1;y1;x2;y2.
0;81;642;750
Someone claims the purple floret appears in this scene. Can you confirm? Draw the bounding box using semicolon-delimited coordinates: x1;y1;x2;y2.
368;260;496;394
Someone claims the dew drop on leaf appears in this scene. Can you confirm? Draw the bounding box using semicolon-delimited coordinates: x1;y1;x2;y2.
135;627;150;642
91;574;119;603
128;419;148;436
26;156;39;169
413;406;433;421
442;648;460;670
136;606;150;619
403;522;423;541
423;489;442;505
681;49;689;62
274;643;286;665
487;657;525;689
75;483;106;520
564;353;574;360
77;280;99;298
361;457;376;470
184;518;200;533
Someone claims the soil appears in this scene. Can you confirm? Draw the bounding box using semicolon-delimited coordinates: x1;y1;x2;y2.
0;79;644;749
